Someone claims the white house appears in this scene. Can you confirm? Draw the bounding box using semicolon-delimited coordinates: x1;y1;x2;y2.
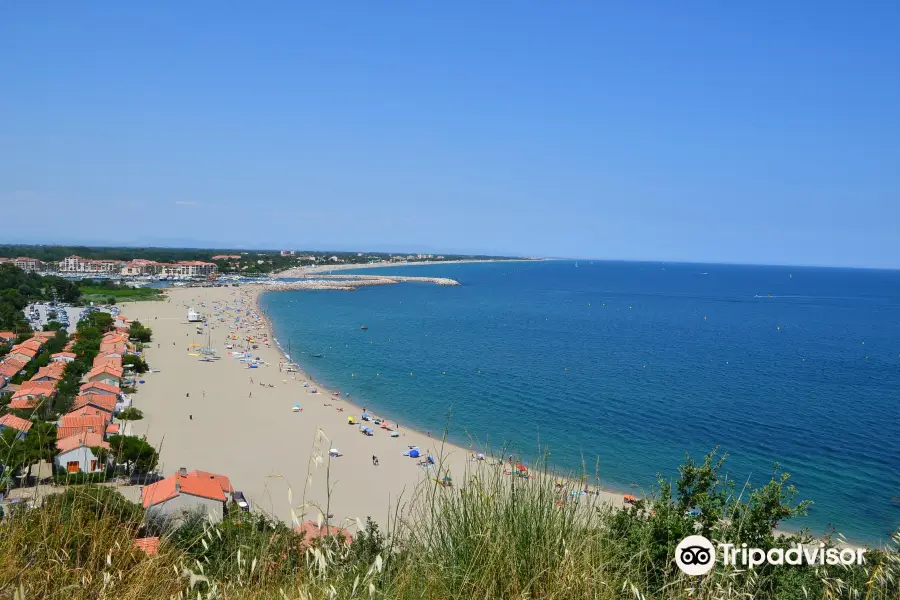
142;469;233;525
84;366;123;388
55;432;109;474
51;352;77;363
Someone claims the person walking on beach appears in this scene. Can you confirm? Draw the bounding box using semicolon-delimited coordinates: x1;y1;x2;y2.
372;455;379;466
249;391;252;398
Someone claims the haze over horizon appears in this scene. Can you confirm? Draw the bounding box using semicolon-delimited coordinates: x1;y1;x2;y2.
2;2;898;268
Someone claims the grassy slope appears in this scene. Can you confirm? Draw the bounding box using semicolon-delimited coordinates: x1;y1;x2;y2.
1;457;898;600
79;286;164;303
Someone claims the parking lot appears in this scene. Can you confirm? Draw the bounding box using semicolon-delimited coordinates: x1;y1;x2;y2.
26;303;83;334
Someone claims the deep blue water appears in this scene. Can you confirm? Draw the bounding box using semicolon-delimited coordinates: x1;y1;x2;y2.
259;260;900;544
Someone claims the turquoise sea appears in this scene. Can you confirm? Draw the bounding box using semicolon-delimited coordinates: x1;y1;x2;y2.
259;260;900;544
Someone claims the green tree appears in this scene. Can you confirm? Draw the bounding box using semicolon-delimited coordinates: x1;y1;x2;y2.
106;435;158;473
122;354;149;374
79;311;113;332
42;320;64;331
117;407;144;422
127;321;153;343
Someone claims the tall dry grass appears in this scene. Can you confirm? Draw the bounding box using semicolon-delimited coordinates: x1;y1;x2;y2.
0;432;898;600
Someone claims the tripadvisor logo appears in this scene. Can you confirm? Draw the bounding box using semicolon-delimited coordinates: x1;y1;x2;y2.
675;535;866;576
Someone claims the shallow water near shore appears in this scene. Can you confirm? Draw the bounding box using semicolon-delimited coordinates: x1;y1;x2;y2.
259;260;900;544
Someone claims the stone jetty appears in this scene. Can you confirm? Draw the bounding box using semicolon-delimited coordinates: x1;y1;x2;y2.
256;274;460;292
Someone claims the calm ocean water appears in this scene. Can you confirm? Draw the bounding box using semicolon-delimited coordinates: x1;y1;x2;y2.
259;260;900;544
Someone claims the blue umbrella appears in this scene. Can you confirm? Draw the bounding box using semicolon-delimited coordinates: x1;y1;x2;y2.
409;449;420;458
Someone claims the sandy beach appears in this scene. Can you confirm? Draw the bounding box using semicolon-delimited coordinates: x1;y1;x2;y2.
127;285;626;533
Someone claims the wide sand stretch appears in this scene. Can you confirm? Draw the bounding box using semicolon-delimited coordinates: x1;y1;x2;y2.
128;286;627;532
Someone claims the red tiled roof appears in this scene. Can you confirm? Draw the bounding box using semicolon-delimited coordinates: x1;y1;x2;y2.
79;382;120;395
56;431;109;453
92;356;122;370
20;338;44;351
0;358;28;378
142;471;229;507
106;423;120;434
9;346;38;359
86;366;123;381
0;413;33;433
11;383;55;401
295;520;353;546
9;397;41;410
52;352;77;359
188;470;234;495
62;409;111;425
33;364;66;381
134;537;160;555
0;332;17;341
72;394;118;413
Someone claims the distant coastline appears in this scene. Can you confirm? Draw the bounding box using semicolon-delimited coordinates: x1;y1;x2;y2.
274;257;544;278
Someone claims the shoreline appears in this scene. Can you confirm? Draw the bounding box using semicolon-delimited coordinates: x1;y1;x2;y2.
126;285;627;538
122;285;869;548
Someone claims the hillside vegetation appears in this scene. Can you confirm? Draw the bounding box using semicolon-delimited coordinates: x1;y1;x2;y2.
0;449;896;600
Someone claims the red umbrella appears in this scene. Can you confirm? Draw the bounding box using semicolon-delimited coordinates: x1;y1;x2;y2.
516;464;527;472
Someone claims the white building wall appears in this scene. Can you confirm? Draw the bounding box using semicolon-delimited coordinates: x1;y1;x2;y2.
146;493;224;525
54;446;104;473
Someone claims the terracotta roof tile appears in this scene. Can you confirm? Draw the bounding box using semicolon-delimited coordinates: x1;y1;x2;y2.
295;520;353;546
142;471;229;508
0;413;33;433
79;382;120;395
73;394;118;413
134;537;160;555
56;431;109;453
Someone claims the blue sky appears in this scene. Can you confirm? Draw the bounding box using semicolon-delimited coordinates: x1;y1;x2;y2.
2;2;898;267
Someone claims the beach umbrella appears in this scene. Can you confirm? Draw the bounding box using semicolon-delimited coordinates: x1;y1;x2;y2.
409;449;420;458
516;464;527;472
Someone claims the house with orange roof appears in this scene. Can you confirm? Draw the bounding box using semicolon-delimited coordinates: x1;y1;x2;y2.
7;345;38;363
0;413;33;439
31;331;57;342
92;356;123;371
9;381;56;409
72;393;118;414
20;338;44;352
141;468;232;524
32;363;66;383
98;341;126;357
57;417;111;440
79;381;120;397
0;332;17;344
85;365;123;388
0;357;28;379
51;351;77;363
61;408;112;426
54;431;109;474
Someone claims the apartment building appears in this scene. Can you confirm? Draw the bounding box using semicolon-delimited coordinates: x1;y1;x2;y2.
59;256;122;274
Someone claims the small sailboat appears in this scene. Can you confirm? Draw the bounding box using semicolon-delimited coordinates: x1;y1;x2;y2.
360;325;368;330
